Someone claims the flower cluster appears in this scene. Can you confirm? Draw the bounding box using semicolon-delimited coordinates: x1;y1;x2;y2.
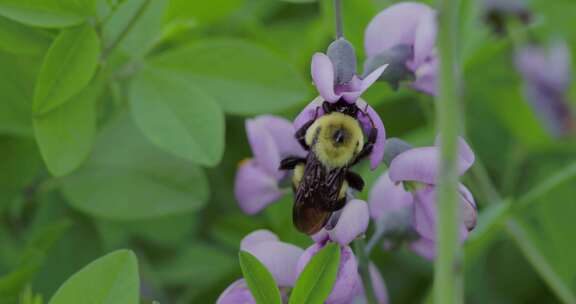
227;2;479;302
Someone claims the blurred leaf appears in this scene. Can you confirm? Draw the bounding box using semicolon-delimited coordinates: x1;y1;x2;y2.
130;66;224;166
20;286;44;304
165;0;242;25
289;243;340;304
239;250;282;304
0;15;50;56
0;137;41;212
0;52;41;136
0;0;96;28
150;39;309;115
33;24;100;115
33;80;100;177
156;244;236;286
48;250;139;304
0;220;69;301
61;114;209;220
102;0;167;64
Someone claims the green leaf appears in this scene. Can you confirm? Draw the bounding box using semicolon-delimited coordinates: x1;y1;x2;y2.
0;220;69;300
48;250;139;304
156;244;236;286
165;0;242;25
101;0;167;64
130;66;224;166
238;251;282;304
0;15;50;56
33;24;100;115
0;0;96;28
289;243;341;304
33;80;99;177
150;39;309;115
61;114;209;221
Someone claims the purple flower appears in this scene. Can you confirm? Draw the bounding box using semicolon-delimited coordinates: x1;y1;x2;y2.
296;244;388;304
312;51;388;104
234;116;307;214
294;97;386;170
311;199;371;246
217;230;304;304
364;2;438;95
368;137;478;260
515;42;575;137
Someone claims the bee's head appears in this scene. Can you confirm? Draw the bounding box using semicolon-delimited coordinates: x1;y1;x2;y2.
305;112;364;168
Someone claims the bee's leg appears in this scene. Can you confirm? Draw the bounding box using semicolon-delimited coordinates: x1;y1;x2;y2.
350;127;378;166
346;171;365;191
279;156;306;170
322;100;336;114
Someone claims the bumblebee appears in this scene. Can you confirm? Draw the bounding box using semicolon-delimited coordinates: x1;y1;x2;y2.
280;99;377;235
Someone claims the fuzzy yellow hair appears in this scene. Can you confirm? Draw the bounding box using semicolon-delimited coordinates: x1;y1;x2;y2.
305;112;364;168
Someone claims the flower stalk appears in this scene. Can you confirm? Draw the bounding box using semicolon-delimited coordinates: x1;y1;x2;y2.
334;0;343;38
434;0;464;303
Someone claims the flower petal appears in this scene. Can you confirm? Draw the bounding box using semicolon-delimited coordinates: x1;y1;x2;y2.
328;199;370;246
312;53;340;102
240;229;279;251
356;263;389;304
256;115;306;159
368;172;413;220
389;137;475;184
234;160;284;214
245;241;304;287
365;2;435;57
217;279;255;304
413;11;437;67
293;96;325;132
297;244;360;304
459;184;477;231
246;117;281;177
412;57;438;95
409;237;436;260
341;64;388;103
412;185;437;241
355;99;386;170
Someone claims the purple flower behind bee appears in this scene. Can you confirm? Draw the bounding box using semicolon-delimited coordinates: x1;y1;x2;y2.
234;116;307;214
368;137;478;260
515;41;575;137
364;2;438;95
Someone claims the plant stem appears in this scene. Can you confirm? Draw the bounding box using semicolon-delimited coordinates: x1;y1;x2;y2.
354;239;377;304
101;0;151;61
434;0;463;303
333;0;343;38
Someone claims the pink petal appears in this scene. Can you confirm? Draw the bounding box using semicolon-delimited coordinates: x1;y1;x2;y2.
234;160;284;214
216;279;255;304
328;199;370;246
297;244;360;304
240;230;279;251
413;11;437;67
312;53;340;102
342;64;388;103
293;96;325;132
246;118;281;177
365;2;435;57
245;241;304;287
368;172;414;220
412;58;438;95
255;115;306;159
355;99;386;170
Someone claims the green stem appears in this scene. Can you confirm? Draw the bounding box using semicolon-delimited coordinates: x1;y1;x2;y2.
470;159;502;205
101;0;151;61
515;161;576;209
434;0;463;303
354;239;377;304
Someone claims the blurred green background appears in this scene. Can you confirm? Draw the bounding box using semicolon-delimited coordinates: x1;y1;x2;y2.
0;0;575;303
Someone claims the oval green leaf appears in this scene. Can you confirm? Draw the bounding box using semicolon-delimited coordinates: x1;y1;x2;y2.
33;24;100;115
0;0;96;28
239;251;282;304
150;39;309;115
61;114;210;221
289;243;341;304
48;250;139;304
129;66;225;167
33;81;98;177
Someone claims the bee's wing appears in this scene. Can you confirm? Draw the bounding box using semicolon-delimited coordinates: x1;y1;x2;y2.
293;202;331;235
